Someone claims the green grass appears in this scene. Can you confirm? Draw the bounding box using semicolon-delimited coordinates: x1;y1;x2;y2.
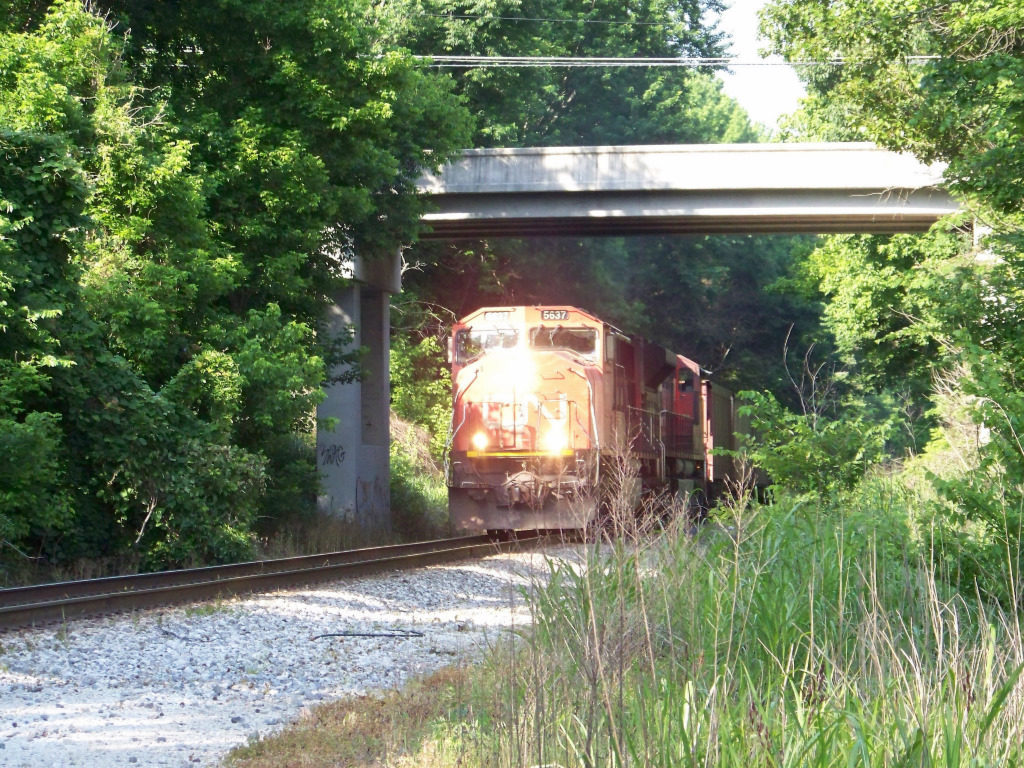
390;410;449;540
390;447;448;540
224;476;1024;767
471;488;1024;767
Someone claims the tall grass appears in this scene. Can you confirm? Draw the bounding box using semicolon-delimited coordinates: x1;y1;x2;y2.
224;463;1024;767
390;412;449;540
451;473;1024;767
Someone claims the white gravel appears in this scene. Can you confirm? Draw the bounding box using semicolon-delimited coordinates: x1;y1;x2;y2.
0;545;581;767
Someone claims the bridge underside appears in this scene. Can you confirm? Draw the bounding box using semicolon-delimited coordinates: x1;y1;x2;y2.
420;189;953;239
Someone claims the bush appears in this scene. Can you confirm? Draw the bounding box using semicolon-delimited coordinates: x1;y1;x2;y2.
390;334;452;461
737;389;893;499
389;412;448;540
915;349;1024;607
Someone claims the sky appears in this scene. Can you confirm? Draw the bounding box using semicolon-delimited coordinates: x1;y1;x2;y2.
713;0;806;131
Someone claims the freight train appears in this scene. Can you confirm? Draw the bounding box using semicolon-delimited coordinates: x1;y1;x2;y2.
446;305;749;533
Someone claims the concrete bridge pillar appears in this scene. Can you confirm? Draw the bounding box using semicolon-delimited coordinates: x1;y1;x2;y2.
316;252;400;532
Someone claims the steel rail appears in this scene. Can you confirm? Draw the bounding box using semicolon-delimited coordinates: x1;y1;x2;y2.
0;534;545;630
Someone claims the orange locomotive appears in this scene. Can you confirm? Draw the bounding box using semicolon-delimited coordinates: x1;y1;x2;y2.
446;306;745;532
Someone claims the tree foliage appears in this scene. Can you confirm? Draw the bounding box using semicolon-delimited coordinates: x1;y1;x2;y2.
793;232;977;401
0;0;470;574
371;0;742;147
762;0;1024;600
737;389;891;499
389;333;452;461
0;131;78;548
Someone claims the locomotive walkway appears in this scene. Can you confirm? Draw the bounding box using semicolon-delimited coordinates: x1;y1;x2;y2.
417;142;958;238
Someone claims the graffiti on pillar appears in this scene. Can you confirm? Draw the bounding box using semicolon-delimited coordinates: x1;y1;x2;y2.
319;443;347;466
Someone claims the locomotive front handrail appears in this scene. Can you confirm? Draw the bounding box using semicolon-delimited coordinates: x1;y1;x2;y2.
445;370;479;481
570;366;600;488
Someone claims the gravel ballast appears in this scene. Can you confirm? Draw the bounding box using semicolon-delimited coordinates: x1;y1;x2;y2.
0;545;580;767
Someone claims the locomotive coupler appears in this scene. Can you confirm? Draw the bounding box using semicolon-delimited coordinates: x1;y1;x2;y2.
501;470;549;509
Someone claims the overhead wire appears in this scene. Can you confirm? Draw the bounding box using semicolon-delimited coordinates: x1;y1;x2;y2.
410;55;942;69
377;10;942;69
406;4;967;26
414;12;686;26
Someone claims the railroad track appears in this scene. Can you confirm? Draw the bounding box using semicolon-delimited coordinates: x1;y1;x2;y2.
0;533;547;630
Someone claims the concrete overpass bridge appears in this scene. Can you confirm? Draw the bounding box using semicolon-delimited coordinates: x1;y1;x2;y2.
417;143;954;238
317;142;959;528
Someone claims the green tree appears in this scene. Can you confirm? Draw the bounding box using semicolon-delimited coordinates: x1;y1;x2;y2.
0;0;472;571
763;0;1024;599
0;132;78;552
390;334;452;460
793;231;976;404
372;0;740;147
1;2;267;568
94;0;472;531
737;389;892;499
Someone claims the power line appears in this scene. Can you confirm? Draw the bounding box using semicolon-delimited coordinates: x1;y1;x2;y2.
414;12;685;26
413;55;942;69
408;4;965;27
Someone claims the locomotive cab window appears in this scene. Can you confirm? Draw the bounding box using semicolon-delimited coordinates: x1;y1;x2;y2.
455;328;519;364
529;325;598;358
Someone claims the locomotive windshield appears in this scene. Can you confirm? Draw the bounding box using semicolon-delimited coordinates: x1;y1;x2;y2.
455;327;519;363
529;325;598;358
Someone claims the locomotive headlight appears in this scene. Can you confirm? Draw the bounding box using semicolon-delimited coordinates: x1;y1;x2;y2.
471;431;490;452
540;426;569;454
